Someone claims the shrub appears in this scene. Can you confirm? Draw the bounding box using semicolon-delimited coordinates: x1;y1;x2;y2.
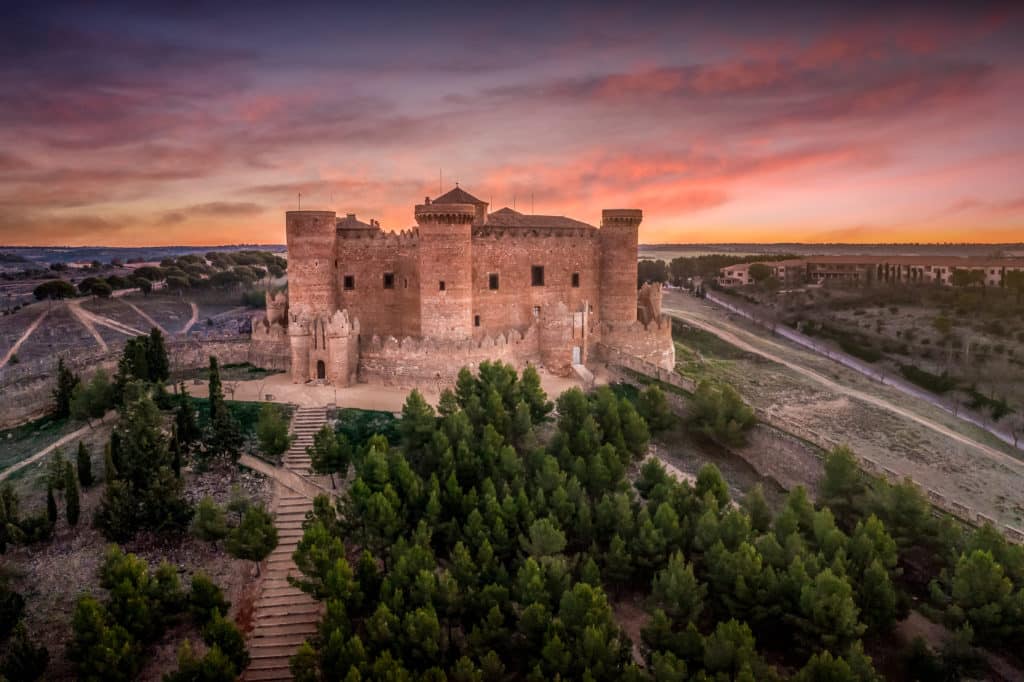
899;364;957;394
689;380;756;447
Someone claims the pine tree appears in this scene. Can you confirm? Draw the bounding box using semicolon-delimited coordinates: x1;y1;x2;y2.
650;551;706;624
227;505;278;575
171;426;182;478
53;357;79;419
0;621;49;681
45;484;57;525
76;441;93;487
256;403;292;458
65;462;80;527
309;425;350;488
191;497;229;542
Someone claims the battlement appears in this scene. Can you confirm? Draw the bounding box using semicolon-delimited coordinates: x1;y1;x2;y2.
601;208;643;227
365;323;537;355
415;202;477;224
336;227;420;245
472;226;598;240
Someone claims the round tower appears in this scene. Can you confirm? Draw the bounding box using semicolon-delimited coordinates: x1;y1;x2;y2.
285;210;337;316
415;200;475;341
599;208;642;325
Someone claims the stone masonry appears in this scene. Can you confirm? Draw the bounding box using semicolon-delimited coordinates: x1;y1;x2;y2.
251;186;674;386
244;407;327;681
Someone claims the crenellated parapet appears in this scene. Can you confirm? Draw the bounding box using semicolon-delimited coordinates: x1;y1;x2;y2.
325;308;360;338
337;227;420;245
599;313;674;370
414;202;477;224
265;290;288;326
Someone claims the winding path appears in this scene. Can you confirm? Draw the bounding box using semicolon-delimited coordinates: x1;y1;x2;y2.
662;296;1024;478
67;300;109;351
180;302;199;335
121;299;166;335
0;307;48;370
0;411;117;482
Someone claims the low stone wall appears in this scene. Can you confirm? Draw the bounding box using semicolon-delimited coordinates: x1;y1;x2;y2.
358;325;541;389
599;316;675;370
0;336;251;429
248;335;291;372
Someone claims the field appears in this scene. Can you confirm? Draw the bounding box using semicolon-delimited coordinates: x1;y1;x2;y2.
662;290;1024;529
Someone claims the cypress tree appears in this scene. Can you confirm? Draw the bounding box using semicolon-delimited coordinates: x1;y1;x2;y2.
109;431;122;475
146;328;170;382
175;383;201;447
65;461;80;526
171;426;182;478
208;357;224;422
103;442;117;481
46;484;57;525
76;441;93;487
53;358;79;419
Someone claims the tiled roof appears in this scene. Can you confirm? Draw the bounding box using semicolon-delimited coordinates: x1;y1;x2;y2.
432;186;487;206
485;207;595;230
337;214;376;230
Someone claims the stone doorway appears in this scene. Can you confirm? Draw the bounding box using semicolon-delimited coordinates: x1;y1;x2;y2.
316;360;326;380
572;346;582;364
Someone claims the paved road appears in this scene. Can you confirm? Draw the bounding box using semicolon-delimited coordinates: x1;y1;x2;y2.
662;292;1024;478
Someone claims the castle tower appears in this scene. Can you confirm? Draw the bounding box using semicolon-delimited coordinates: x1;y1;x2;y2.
415;199;475;341
599;209;642;325
285;210;337;316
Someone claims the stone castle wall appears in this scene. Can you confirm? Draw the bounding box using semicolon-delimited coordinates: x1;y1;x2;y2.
597;316;675;369
471;229;601;337
335;229;420;339
358;325;541;388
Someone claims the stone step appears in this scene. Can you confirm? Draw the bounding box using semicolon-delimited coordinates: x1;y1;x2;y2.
256;602;321;619
245;664;293;680
257;594;318;609
252;622;319;639
250;644;310;661
250;632;311;649
253;612;321;628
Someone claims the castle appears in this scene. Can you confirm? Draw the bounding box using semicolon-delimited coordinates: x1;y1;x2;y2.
250;186;674;387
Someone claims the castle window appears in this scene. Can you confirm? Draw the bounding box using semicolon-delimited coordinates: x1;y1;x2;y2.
439;280;446;291
383;272;394;289
404;278;408;288
571;272;580;288
343;275;355;290
533;305;541;318
531;265;545;287
488;273;499;290
474;314;481;327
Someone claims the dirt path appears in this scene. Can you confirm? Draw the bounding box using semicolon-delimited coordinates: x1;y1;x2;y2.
76;302;143;337
121;299;166;335
180;302;199;335
0;411;117;482
663;300;1024;479
0;306;48;369
66;300;108;351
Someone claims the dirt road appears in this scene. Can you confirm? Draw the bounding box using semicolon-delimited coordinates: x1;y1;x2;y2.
0;411;117;482
0;306;48;369
662;293;1024;479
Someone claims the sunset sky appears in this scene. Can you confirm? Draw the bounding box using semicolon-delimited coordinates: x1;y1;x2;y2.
2;1;1022;246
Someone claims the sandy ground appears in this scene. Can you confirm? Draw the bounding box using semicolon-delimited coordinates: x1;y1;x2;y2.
662;290;1024;528
183;367;592;413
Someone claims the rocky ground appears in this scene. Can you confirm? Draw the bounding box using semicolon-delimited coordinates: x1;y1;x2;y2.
4;464;271;681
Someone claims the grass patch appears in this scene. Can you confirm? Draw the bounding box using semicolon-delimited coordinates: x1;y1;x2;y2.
671;318;750;361
190;397;281;435
0;414;73;471
898;364;957;395
336;408;400;449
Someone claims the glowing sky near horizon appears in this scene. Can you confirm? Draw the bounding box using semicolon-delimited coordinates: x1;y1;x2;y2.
1;1;1022;246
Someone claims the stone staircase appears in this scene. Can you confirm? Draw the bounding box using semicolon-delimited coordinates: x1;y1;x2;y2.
244;407;329;681
282;407;327;475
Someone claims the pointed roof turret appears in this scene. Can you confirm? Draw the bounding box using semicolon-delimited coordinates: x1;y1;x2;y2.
432;185;487;207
